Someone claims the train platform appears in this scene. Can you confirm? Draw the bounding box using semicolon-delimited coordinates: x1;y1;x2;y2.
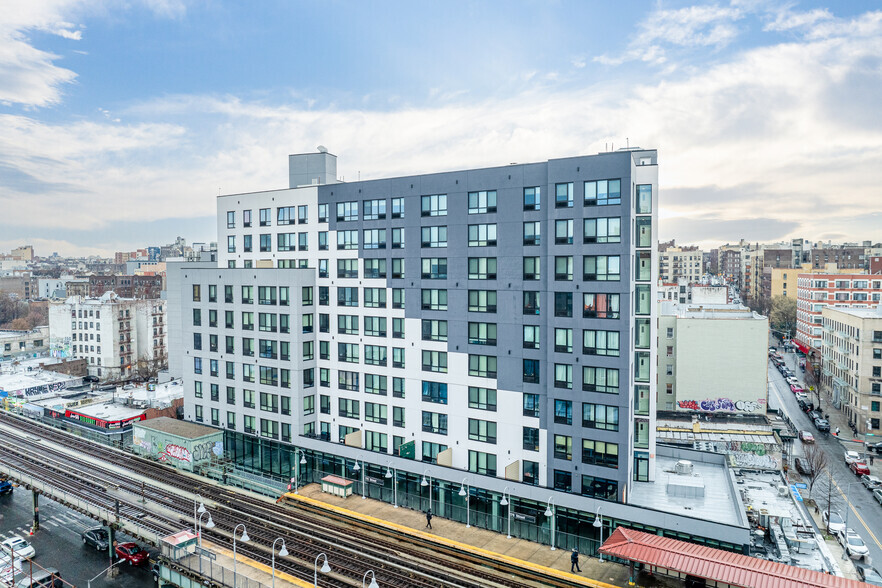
279;484;679;588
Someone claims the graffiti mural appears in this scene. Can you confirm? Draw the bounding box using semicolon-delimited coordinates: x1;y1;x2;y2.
677;397;765;413
732;452;779;469
17;382;67;398
159;443;192;463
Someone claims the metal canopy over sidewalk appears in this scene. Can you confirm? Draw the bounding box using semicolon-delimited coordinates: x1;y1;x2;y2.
599;527;869;588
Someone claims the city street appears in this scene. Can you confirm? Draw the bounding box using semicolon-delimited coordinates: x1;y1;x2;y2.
0;485;154;587
768;351;882;569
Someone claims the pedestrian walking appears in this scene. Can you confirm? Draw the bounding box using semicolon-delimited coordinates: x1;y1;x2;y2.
870;455;875;466
571;548;581;573
425;509;433;530
835;427;840;437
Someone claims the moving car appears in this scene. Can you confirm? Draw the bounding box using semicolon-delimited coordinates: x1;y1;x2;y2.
856;565;882;587
823;510;845;535
875;488;882;506
0;538;34;560
0;480;13;495
851;461;871;476
798;431;814;444
813;418;830;433
81;527;109;551
114;542;147;566
861;475;882;490
845;451;862;465
795;457;813;475
840;528;870;560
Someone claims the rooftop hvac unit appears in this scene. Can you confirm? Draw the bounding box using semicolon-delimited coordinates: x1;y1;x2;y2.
674;460;694;475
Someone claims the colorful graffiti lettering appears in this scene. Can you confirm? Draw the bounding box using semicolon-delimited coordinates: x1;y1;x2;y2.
18;382;67;398
159;443;192;463
677;398;763;413
677;400;699;410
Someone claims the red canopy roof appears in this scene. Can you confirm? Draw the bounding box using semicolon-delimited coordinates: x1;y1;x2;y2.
599;527;867;588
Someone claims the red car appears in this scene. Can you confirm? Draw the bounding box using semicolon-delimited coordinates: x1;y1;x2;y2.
850;462;871;476
115;542;148;565
790;384;804;393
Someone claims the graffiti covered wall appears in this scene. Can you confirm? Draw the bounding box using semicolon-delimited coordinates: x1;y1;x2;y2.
677;397;766;414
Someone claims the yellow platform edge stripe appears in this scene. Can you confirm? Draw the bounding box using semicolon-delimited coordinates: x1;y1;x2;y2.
282;492;618;588
205;540;314;588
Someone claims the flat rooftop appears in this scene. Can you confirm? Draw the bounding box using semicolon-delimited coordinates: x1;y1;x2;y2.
0;371;80;393
629;454;743;527
135;416;218;439
72;402;144;421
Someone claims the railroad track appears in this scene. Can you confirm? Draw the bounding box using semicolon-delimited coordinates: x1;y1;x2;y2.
0;411;589;588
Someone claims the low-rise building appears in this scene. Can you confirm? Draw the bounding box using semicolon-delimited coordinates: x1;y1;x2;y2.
659;301;768;414
0;326;49;358
820;307;882;435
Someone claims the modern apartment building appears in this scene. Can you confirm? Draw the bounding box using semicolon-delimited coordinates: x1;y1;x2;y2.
794;272;881;353
169;148;658;502
49;293;168;380
658;247;704;283
820;307;882;434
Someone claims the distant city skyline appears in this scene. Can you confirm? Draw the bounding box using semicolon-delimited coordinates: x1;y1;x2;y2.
2;0;881;256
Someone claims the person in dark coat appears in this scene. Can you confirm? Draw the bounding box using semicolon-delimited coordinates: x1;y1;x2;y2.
571;548;581;573
425;509;433;529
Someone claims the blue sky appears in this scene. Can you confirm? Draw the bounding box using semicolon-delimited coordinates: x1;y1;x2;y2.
1;0;881;256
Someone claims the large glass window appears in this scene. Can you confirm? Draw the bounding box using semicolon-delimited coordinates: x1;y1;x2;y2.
421;258;447;279
421;226;448;248
364;258;386;279
468;450;496;476
523;221;540;246
583;330;620;356
523;291;540;315
468;224;497;246
421;319;448;342
555;219;573;244
523;359;540;384
555;182;573;208
523;257;540;280
583;255;621;281
554;435;572;460
554;399;572;425
277;206;296;225
337;230;358;250
554;328;573;353
584;179;621;206
421;289;447;311
554;364;573;389
363;199;386;220
554;256;573;281
468;387;496;411
582;403;619;431
421;194;447;217
422;351;448;373
336;201;358;222
554;292;573;317
422;381;448;404
468;257;497;280
582;440;618;468
422;411;448;435
583;293;620;319
468;190;497;214
468;419;497;444
636;184;652;213
468;322;496;346
259;208;271;226
468;290;496;313
523;187;540;210
468;354;497;378
584;217;621;243
582;367;619;393
363;229;386;249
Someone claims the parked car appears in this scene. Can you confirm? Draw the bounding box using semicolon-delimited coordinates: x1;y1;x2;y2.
856;565;882;587
799;431;815;444
790;384;804;393
0;480;13;495
874;488;882;505
851;461;871;476
795;392;809;401
795;457;813;475
861;475;882;490
823;510;846;535
114;542;147;566
814;418;830;432
840;528;870;560
81;528;109;551
869;441;882;454
13;566;62;588
0;538;34;560
845;450;862;465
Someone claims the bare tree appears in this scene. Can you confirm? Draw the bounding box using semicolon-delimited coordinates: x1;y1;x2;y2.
135;353;167;382
803;443;828;498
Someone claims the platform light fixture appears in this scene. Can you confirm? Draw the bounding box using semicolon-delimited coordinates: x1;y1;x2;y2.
353;459;366;499
459;479;471;528
500;486;512;539
594;507;604;562
386;461;398;508
363;569;380;588
233;524;249;587
314;552;330;587
545;497;556;551
272;538;288;588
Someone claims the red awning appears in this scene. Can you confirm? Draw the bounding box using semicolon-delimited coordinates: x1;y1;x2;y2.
792;339;811;354
599;527;865;588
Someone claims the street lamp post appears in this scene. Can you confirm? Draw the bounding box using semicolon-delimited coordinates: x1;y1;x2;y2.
544;498;556;551
232;524;249;588
593;507;604;562
499;487;512;539
421;470;432;513
841;482;859;560
197;511;215;547
314;553;330;587
363;570;379;588
353;460;366;499
385;462;397;508
292;449;307;494
193;494;206;534
271;538;288;588
459;479;470;528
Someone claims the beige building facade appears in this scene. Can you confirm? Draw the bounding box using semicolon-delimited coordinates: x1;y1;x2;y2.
659;247;705;284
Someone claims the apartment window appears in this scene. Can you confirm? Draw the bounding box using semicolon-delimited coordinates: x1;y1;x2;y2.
391;227;405;249
393;406;405;428
391;258;404;279
392;288;404;309
258;313;277;332
468;190;496;214
555;328;573;353
468;290;497;313
421;258;447;279
468;419;497;444
259;392;279;413
337;259;359;279
208;309;218;327
555;182;573;208
242;364;255;383
523;359;540;384
554;256;573;281
636;217;651;248
583;330;620;356
338;370;359;391
468;450;496;476
523;427;540;451
337;230;358;250
422;319;448;342
583;403;619;431
468;257;497;280
554;364;573;389
554;292;573;318
392;317;404;338
523;187;540;210
468;223;497;246
298;205;308;224
523;221;540;246
258;286;277;305
582;440;618;468
192;284;201;302
421;194;447;217
193;357;204;375
422;381;448;404
468;387;496;411
226;210;236;228
363;199;386;220
194;405;203;422
194;381;203;398
554;399;573;425
227;236;236;253
468;322;496;346
422;411;448;435
243;389;255;408
523;257;540;280
523;325;540;349
363;229;386;249
364;317;387;338
584;179;621;206
422;289;448;310
365;402;388;424
583;366;619;393
240;234;251;253
554;434;572;460
259;366;278;387
583;217;621;243
276;206;295;225
583;293;620;319
422;351;448;373
636;184;652;213
275;233;295;252
318;204;328;223
338;398;360;419
242;209;252;227
336;201;358;222
391;197;404;218
259;339;277;359
365;374;387;396
421;226;448;248
666;327;674;339
583;255;621;281
422;441;448;464
259;208;271;226
338;342;359;363
523;393;540;417
523;291;540;315
364;287;386;308
364;258;386;279
193;333;202;350
554;470;572;492
318;232;328;251
392;347;405;369
555;219;573;244
242;338;254;357
337;287;358;307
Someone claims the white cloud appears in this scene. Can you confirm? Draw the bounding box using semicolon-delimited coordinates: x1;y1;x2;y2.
763;6;832;32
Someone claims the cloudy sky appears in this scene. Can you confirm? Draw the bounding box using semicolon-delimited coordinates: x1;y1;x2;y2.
1;0;881;257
